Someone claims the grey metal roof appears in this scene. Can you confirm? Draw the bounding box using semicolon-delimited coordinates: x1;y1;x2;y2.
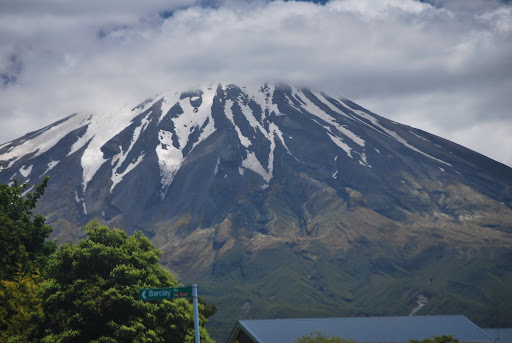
483;329;512;343
231;315;495;343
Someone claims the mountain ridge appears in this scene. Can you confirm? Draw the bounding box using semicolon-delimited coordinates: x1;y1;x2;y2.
1;82;511;341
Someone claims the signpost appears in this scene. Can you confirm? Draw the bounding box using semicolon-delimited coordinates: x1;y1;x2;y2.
139;284;200;343
139;286;192;301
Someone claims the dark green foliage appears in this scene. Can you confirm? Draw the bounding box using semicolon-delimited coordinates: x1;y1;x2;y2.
0;176;55;280
0;176;55;341
410;335;459;343
294;332;357;343
36;222;215;343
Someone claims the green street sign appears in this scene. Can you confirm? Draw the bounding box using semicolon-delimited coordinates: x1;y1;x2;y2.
139;284;200;342
139;286;192;301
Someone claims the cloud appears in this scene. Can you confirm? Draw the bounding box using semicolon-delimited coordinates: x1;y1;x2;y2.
0;0;511;167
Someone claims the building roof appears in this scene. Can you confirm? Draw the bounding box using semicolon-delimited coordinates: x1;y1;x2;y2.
483;329;512;343
227;315;495;343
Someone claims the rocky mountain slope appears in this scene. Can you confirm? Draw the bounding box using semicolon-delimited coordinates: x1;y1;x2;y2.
1;83;512;340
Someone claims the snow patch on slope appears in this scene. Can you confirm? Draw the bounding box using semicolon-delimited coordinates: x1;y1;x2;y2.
270;122;292;155
339;100;451;166
159;92;180;124
235;94;292;184
173;87;217;150
238;97;292;155
156;86;217;198
111;154;145;192
41;160;59;176
214;158;220;175
247;84;281;116
311;91;366;147
314;92;353;121
409;131;430;142
74;191;87;215
225;100;251;148
21;184;34;196
0;114;90;168
67;119;95;157
358;152;372;168
19;165;32;178
156;129;183;198
110;113;152;192
294;89;365;148
242;152;272;183
327;133;352;157
80;105;146;192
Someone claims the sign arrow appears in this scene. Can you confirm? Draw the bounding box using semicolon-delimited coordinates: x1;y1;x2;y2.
141;290;147;300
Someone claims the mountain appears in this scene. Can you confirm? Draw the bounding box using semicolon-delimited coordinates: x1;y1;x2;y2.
1;83;512;341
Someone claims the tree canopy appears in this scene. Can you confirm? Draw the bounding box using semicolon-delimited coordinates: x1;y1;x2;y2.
0;176;55;342
0;176;55;280
36;222;215;343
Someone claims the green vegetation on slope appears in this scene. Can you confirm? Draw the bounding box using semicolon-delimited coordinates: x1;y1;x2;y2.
168;175;512;342
200;238;512;341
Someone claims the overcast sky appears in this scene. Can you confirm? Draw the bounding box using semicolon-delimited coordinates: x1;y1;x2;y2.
1;0;511;166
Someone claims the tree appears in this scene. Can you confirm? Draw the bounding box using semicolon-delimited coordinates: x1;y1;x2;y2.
0;176;55;342
294;332;357;343
0;176;55;280
36;222;215;343
410;336;459;343
0;270;43;342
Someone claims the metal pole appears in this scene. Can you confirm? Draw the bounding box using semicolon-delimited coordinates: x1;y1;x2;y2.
192;284;200;343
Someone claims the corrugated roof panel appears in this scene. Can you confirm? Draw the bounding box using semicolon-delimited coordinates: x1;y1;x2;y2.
237;315;494;343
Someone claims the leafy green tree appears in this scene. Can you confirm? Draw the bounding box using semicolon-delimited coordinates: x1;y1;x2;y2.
0;176;55;280
294;332;357;343
0;269;43;342
36;222;215;343
0;176;55;342
410;335;459;343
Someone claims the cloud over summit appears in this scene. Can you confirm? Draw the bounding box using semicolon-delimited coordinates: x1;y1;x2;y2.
1;0;511;166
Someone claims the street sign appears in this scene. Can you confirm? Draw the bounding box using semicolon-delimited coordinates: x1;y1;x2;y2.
139;284;200;343
139;286;192;301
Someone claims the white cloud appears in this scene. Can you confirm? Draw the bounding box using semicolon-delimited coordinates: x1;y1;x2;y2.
0;0;511;167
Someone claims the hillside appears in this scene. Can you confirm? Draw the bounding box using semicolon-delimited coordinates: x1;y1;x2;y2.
1;83;511;341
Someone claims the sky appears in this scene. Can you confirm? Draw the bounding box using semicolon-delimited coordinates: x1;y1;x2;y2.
1;0;511;167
